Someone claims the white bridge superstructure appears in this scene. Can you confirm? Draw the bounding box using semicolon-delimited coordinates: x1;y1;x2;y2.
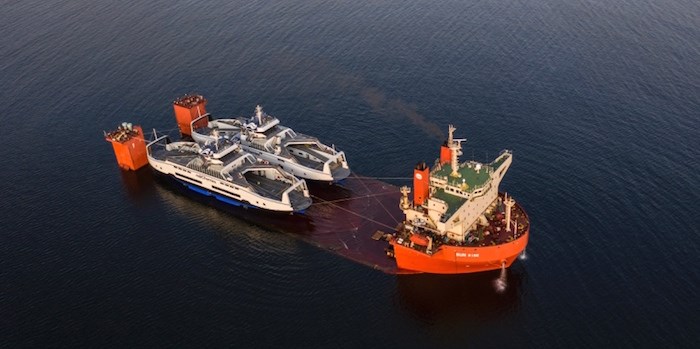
190;105;350;182
147;133;311;212
401;125;513;243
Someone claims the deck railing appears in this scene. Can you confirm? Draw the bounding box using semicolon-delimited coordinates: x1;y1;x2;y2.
187;163;224;179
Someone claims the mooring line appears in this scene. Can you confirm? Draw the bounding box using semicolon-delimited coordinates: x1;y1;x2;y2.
350;173;401;225
310;194;396;231
344;176;412;181
309;191;397;206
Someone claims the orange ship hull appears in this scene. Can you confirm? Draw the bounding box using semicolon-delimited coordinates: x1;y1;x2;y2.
390;230;528;274
389;199;530;274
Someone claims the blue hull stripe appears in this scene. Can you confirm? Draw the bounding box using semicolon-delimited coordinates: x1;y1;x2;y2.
187;183;212;197
214;194;247;208
175;178;251;209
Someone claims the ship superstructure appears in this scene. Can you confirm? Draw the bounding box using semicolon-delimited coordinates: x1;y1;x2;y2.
386;125;529;274
147;132;312;213
191;105;350;182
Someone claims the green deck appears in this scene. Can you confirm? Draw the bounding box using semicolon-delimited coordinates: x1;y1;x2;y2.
429;153;509;220
431;188;468;221
432;162;491;189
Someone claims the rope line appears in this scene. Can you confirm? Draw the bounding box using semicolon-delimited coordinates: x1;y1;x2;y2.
311;195;396;231
309;190;398;206
344;176;412;180
350;173;400;225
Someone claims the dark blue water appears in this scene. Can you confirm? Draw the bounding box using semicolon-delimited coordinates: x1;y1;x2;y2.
2;0;698;347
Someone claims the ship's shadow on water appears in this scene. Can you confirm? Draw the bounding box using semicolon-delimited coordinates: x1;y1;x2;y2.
123;168;360;232
118;167;156;202
119;168;405;273
394;266;526;325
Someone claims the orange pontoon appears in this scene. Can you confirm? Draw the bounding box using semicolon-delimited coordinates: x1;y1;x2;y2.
105;123;147;171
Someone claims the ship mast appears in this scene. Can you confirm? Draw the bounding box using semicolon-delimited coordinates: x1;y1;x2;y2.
504;193;516;232
448;124;454;144
255;105;264;125
400;186;411;210
448;125;466;177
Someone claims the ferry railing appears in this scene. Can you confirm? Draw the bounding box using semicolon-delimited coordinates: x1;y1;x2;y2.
216;119;243;129
186;163;224;179
322;150;348;174
433;174;489;193
146;134;170;158
281;178;310;205
189;113;212;134
244;141;272;152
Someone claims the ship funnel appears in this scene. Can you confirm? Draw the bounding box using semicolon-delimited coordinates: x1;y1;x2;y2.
413;162;430;206
440;140;451;165
173;94;208;136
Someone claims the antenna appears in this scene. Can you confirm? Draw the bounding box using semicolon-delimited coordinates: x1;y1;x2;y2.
255;105;263;125
448;124;455;144
213;129;219;151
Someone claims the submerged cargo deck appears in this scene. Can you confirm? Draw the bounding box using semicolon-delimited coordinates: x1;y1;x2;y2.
303;176;406;273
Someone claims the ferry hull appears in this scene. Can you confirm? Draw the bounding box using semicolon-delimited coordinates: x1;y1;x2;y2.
390;229;529;274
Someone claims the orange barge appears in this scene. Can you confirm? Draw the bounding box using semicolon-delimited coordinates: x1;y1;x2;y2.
383;125;529;274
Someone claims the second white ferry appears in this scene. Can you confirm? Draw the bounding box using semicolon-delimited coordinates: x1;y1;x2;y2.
190;105;351;182
147;132;312;213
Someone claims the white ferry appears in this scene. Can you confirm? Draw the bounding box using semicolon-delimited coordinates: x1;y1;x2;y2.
146;132;312;213
190;105;350;182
